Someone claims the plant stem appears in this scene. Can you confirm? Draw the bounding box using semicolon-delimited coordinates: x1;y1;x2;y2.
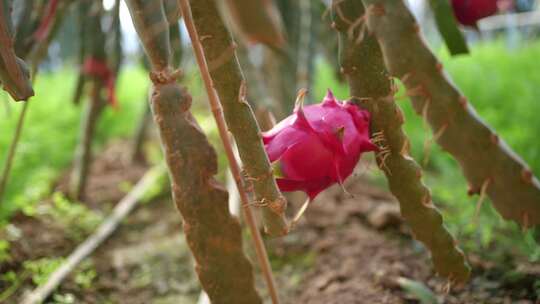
69;80;105;200
131;92;152;163
178;1;281;302
0;0;34;101
333;0;470;283
184;0;289;237
125;0;264;302
360;0;540;227
0;100;29;203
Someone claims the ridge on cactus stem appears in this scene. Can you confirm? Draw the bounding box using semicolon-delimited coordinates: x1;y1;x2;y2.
450;0;498;27
263;89;376;221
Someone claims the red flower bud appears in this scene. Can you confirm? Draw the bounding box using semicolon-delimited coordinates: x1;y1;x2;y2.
263;90;376;200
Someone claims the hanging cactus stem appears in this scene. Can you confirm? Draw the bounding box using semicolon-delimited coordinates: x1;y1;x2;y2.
333;0;470;283
360;0;540;227
182;0;289;237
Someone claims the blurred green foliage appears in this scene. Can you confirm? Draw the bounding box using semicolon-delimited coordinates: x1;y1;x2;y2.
314;41;540;262
0;67;148;225
23;257;65;286
46;192;103;242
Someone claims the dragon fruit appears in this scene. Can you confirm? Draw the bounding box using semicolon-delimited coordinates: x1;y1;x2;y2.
451;0;498;27
263;90;377;201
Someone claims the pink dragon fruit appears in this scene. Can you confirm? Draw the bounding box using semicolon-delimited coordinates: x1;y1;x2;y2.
263;89;377;202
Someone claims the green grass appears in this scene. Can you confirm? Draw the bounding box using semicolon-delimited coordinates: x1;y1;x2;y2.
313;40;540;261
0;67;148;224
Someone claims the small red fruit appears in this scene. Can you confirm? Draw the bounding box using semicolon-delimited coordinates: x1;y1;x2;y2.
263;89;376;200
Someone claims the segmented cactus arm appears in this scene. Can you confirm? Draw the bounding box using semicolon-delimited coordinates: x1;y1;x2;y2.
150;80;263;304
333;0;470;283
185;0;289;237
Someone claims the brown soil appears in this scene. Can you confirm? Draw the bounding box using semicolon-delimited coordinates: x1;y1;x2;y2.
1;142;538;304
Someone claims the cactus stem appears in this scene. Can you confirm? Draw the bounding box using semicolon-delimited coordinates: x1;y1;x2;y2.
334;0;470;282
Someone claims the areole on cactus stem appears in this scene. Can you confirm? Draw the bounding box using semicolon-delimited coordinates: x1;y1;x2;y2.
263;89;377;224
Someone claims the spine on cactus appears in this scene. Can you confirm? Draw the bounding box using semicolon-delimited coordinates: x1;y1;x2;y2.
0;0;34;101
124;1;263;303
187;0;289;236
360;0;540;228
332;0;470;284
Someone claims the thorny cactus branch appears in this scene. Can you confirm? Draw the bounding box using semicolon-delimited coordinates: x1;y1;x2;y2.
126;0;171;71
0;0;34;101
150;75;262;304
333;0;470;284
179;1;282;302
184;0;289;237
360;0;540;227
125;1;269;303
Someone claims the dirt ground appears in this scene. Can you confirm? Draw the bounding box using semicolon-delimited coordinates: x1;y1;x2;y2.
1;141;539;303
